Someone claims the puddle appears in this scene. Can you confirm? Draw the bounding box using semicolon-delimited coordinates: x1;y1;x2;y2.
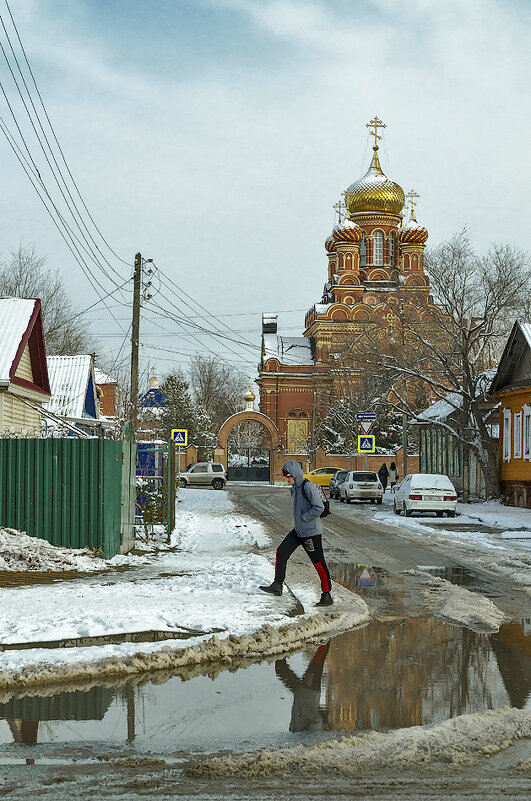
0;618;529;756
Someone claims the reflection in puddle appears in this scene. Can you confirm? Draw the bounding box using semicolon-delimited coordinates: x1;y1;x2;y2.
0;618;529;753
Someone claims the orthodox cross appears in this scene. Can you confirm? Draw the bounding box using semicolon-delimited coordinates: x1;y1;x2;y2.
406;189;420;216
333;199;346;224
366;116;386;147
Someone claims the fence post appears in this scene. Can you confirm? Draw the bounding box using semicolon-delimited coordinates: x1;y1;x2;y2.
167;438;176;542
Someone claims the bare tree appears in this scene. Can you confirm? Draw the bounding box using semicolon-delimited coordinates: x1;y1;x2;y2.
372;231;531;498
189;354;247;435
0;244;94;355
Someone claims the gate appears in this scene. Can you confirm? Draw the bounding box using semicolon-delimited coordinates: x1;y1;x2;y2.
135;439;176;540
0;427;137;559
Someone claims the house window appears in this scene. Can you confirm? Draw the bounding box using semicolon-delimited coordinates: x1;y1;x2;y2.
360;233;367;267
524;405;531;461
373;231;383;266
514;412;522;459
502;409;511;462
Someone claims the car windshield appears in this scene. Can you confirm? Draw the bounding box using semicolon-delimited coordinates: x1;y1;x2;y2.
335;472;347;480
351;472;378;481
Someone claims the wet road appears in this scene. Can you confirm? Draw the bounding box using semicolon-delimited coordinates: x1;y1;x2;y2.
0;484;529;799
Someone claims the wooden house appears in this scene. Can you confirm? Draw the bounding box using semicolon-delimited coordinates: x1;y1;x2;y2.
490;321;531;508
0;298;51;434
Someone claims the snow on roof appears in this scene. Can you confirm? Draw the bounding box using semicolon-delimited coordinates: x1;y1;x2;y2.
45;355;97;418
263;334;313;366
0;298;38;382
94;367;117;385
416;392;462;422
520;321;531;349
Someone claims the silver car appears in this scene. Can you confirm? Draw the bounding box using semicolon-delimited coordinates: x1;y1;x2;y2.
179;462;227;490
329;469;348;499
339;470;383;504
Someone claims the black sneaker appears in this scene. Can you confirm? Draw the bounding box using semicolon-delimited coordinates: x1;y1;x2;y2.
259;581;283;596
315;592;333;606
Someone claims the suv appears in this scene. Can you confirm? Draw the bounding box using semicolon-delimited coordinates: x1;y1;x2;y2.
339;471;383;504
179;462;227;490
329;470;348;499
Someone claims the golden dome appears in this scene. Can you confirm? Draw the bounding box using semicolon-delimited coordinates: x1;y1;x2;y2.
345;147;405;217
324;234;336;253
333;219;363;244
398;210;428;245
244;385;256;403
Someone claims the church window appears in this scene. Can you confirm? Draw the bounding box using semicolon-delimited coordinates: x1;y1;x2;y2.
360;233;367;267
288;412;296;417
389;232;395;266
373;231;383;266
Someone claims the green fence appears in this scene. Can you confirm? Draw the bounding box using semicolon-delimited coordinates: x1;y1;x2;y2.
0;424;136;559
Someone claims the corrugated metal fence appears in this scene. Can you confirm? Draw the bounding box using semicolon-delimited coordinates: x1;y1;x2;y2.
0;423;136;559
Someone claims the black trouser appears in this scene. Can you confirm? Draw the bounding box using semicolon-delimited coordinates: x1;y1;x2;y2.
275;529;331;593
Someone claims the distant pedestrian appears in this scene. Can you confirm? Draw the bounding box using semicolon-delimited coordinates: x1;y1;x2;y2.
259;460;333;606
378;462;389;491
388;462;399;490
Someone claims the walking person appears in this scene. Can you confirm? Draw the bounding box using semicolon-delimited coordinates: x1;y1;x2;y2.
259;460;333;606
388;461;399;490
378;462;389;492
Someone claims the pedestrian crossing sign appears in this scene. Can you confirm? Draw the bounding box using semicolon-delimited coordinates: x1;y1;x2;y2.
171;429;188;446
357;435;375;453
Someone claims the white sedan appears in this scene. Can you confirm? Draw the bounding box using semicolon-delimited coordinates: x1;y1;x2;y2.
393;473;457;517
339;471;383;504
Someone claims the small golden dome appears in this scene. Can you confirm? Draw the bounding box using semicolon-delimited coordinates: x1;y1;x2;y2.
345;147;405;217
324;234;336;253
398;210;428;244
244;385;256;402
333;219;363;244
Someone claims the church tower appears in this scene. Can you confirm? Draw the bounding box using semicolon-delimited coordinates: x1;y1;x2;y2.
258;118;437;455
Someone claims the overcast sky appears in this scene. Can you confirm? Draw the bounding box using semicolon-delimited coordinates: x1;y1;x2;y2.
0;0;529;387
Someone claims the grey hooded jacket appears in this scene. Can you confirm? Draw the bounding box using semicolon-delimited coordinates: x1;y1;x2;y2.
282;460;324;539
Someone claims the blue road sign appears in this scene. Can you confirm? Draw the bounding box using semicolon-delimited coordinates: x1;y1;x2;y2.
357;435;375;453
356;412;376;421
171;429;188;446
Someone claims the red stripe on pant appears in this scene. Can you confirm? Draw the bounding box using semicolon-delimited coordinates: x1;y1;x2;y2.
314;561;331;593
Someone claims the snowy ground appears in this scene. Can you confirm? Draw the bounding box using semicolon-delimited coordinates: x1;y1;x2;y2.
0;490;368;693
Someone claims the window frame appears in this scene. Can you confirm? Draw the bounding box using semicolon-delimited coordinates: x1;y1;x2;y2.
502;408;511;462
523;404;531;461
373;231;383;266
513;411;522;459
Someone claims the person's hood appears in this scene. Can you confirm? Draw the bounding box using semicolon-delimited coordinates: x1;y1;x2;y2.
282;459;304;485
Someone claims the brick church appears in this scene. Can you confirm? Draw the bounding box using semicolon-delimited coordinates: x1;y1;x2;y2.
257;117;440;455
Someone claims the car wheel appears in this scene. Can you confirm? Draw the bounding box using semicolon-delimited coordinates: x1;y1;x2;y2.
212;478;224;490
346;498;351;504
436;511;443;517
335;491;340;500
340;496;344;503
370;499;376;505
394;501;400;515
404;506;412;517
376;498;382;505
447;510;456;518
179;477;187;488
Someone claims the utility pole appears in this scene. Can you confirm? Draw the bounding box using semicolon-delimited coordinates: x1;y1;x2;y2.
130;252;142;433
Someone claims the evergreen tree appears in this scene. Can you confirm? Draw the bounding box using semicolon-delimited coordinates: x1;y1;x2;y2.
159;370;214;450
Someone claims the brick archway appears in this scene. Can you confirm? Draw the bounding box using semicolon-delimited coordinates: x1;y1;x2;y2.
215;411;283;483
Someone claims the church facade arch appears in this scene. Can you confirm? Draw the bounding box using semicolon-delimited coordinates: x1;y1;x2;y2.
215;410;284;482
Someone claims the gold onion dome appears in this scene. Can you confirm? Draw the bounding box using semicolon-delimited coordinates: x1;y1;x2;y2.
324;233;336;253
398;210;428;244
332;218;363;244
345;146;405;216
244;385;256;403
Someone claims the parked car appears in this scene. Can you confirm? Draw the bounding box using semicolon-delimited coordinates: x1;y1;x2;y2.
303;467;343;487
339;471;383;504
329;469;348;499
179;462;227;490
393;473;457;517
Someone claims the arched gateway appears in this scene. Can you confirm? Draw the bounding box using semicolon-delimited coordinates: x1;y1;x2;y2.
214;411;283;483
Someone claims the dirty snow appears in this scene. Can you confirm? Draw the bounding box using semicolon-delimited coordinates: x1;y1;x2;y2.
0;527;103;572
189;707;531;777
0;489;369;692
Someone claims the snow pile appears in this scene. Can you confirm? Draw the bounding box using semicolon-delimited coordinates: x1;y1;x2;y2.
189;707;531;777
0;527;104;573
406;570;506;631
